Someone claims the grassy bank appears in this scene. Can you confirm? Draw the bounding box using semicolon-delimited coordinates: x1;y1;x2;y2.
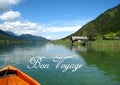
90;40;120;48
52;39;71;46
87;40;120;52
52;39;120;49
52;39;84;46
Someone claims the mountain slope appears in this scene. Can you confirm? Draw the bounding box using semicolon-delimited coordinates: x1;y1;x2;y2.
5;31;18;37
0;29;49;42
19;34;49;42
0;30;18;40
64;4;120;39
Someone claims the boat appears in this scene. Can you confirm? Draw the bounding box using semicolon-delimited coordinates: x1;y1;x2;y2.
0;65;41;85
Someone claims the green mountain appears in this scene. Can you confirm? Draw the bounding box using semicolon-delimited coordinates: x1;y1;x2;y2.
19;34;49;42
0;30;19;40
64;4;120;40
0;29;49;43
6;31;18;37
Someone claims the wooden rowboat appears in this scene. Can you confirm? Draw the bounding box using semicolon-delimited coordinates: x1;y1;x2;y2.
0;65;41;85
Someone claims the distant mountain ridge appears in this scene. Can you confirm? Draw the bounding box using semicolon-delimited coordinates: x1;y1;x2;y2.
19;34;49;42
6;31;18;37
0;29;49;42
64;4;120;39
0;29;18;40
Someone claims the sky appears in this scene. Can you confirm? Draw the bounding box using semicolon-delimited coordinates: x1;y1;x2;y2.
0;0;120;40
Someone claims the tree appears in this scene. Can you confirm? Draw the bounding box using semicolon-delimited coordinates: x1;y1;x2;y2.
85;24;98;40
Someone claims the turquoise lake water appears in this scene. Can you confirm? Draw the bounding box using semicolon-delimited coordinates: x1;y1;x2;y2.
0;44;120;85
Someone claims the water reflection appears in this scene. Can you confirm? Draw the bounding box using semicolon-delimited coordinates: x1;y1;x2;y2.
0;44;120;85
0;44;45;67
75;46;120;81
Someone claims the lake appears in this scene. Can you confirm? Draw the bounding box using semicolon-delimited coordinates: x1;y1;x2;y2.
0;44;120;85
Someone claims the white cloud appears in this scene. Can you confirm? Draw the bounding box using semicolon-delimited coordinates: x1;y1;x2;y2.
0;0;22;12
43;26;81;33
43;35;69;40
43;36;54;40
0;0;86;40
0;20;43;35
0;11;21;21
0;20;82;40
40;26;81;40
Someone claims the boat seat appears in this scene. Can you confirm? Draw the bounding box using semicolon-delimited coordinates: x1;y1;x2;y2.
0;69;17;78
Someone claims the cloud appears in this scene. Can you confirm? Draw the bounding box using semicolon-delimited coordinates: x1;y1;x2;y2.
43;26;80;33
0;0;86;40
0;0;22;12
0;20;81;40
0;11;21;21
43;34;69;40
42;27;81;40
0;20;43;35
40;26;81;40
43;36;55;40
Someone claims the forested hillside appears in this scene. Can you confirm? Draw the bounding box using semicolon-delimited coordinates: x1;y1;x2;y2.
64;4;120;40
